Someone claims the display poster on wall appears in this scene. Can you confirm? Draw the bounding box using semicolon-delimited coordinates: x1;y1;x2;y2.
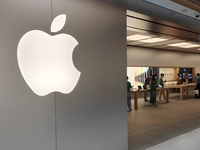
159;68;174;81
127;67;159;87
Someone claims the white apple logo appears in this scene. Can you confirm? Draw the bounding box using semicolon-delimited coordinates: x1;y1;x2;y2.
17;14;81;96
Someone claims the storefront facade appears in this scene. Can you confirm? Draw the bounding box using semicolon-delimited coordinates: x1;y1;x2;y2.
0;1;127;150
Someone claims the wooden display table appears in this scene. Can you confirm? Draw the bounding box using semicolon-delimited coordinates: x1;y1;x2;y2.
130;84;196;110
130;88;169;110
165;84;196;100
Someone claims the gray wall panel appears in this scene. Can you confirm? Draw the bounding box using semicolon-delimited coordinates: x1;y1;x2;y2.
0;0;55;150
170;52;195;67
127;46;141;66
127;46;173;67
0;0;127;150
127;46;200;71
194;54;200;65
52;1;127;150
0;0;56;150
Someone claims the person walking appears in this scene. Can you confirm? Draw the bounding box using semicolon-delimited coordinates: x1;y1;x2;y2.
150;74;158;107
127;76;133;111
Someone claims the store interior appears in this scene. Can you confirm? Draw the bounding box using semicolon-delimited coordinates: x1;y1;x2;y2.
127;8;200;150
127;67;195;88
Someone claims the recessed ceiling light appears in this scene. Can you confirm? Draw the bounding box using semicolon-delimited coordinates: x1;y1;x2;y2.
127;34;151;41
140;38;168;43
167;42;191;47
179;44;200;48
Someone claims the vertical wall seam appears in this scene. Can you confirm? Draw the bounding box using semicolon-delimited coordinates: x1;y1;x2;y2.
54;92;57;150
51;0;54;24
50;0;57;150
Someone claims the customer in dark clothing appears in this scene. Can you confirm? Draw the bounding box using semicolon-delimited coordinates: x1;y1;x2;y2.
196;73;200;99
176;73;182;93
150;74;158;107
143;75;152;102
144;75;152;87
127;76;133;111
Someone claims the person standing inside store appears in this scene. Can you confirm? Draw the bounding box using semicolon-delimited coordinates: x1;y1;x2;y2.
150;74;158;107
127;76;133;111
158;73;166;99
196;73;200;99
143;74;152;102
183;73;189;84
177;73;183;84
176;73;182;93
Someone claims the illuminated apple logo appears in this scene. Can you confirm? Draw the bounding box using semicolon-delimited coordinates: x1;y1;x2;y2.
17;14;81;96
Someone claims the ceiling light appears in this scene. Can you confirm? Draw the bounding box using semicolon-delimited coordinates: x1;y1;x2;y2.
167;42;191;47
140;38;168;43
179;44;200;48
127;34;151;41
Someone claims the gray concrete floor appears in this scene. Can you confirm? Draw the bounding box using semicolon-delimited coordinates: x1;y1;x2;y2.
128;92;200;150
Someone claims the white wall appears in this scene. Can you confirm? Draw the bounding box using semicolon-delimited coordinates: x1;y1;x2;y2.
127;46;200;73
0;1;127;150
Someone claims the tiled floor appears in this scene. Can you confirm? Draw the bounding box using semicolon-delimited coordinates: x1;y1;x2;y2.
128;92;200;150
146;128;200;150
